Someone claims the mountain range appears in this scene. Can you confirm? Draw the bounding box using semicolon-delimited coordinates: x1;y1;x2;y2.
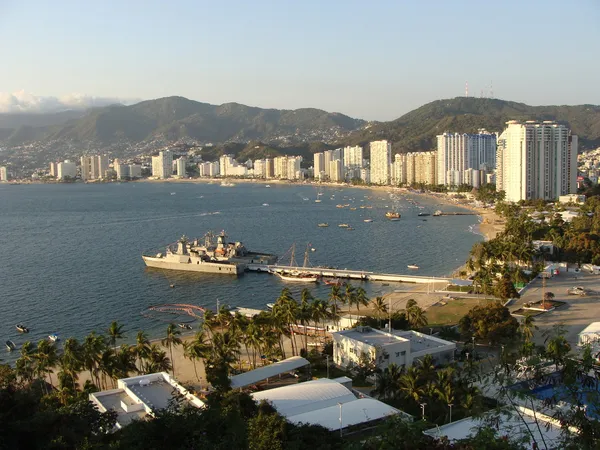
1;96;599;161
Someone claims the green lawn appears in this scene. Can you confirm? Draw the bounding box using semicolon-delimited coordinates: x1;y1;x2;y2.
426;298;493;326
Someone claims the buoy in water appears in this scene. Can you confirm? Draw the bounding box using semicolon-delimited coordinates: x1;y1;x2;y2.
170;284;175;288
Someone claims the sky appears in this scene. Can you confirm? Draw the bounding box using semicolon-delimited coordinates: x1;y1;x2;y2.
0;0;599;120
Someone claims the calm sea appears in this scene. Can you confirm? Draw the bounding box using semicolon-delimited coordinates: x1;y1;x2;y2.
0;181;481;361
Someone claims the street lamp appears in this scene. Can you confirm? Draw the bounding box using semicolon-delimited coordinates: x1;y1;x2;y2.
448;403;453;423
420;402;427;421
338;402;343;437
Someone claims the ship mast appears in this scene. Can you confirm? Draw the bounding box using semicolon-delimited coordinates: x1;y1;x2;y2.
290;243;296;267
303;243;310;268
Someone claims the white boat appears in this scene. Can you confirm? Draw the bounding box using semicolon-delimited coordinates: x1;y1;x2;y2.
389;218;401;222
5;340;16;352
265;185;271;188
338;223;350;228
318;223;329;228
275;271;319;283
266;303;274;309
363;219;373;223
221;182;236;187
48;334;59;342
262;203;270;206
407;264;419;270
170;192;176;195
315;199;322;203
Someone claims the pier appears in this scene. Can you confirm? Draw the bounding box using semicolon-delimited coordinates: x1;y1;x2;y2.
247;264;450;284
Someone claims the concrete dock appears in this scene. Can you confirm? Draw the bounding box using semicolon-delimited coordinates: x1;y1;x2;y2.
246;264;450;284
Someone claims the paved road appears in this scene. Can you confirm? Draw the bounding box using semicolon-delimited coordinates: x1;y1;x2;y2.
511;269;600;348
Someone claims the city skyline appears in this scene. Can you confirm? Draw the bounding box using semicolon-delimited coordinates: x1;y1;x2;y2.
1;0;599;120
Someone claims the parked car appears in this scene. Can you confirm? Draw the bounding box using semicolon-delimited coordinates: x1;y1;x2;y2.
567;286;586;296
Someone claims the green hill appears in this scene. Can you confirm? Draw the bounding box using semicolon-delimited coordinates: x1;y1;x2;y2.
342;97;600;151
7;96;365;145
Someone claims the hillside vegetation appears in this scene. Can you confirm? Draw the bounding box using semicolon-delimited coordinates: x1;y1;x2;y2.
342;97;600;151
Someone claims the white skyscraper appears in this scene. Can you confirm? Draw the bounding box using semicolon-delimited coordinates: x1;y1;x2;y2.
176;157;187;178
392;154;406;185
329;159;343;182
152;150;173;179
369;140;392;185
343;146;363;169
437;131;496;186
129;164;142;179
496;120;578;202
313;152;325;180
57;160;77;180
0;166;8;181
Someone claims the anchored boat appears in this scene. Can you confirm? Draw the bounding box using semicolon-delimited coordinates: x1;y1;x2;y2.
16;324;29;333
407;264;419;270
5;340;16;352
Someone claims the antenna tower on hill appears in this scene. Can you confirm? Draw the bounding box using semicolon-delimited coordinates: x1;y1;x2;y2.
490;80;494;98
465;81;469;98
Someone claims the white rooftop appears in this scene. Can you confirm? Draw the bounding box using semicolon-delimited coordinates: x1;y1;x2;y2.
579;322;600;335
289;398;400;430
252;378;356;417
230;356;309;389
90;372;204;430
252;378;405;430
393;330;454;353
336;327;409;348
424;407;564;448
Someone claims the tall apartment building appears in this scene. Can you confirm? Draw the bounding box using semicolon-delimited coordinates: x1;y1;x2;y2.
175;157;187;177
81;155;110;180
265;158;274;179
313;152;325;180
152;150;173;179
399;152;437;185
329;159;343;182
198;161;220;177
57;160;77;180
0;166;8;181
369;140;392;185
49;162;58;177
253;159;266;178
496;120;578;202
437;131;496;186
322;149;342;179
392;154;406;185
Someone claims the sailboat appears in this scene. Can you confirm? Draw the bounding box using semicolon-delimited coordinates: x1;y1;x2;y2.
272;243;319;283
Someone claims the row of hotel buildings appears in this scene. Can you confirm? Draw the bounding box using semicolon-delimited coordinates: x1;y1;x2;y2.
35;120;579;202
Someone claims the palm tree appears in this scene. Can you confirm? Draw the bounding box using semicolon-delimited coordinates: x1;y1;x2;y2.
82;332;107;388
244;320;263;368
354;287;370;312
308;298;327;339
406;305;428;330
299;289;314;351
99;347;116;389
61;337;83;390
36;339;58;390
273;290;299;355
344;283;356;311
162;323;182;376
184;331;210;381
107;321;125;348
399;366;422;404
212;331;240;373
113;344;138;380
521;315;538;343
373;297;388;329
146;344;172;373
328;285;345;329
135;331;151;373
542;291;555;310
405;299;418;310
16;341;37;383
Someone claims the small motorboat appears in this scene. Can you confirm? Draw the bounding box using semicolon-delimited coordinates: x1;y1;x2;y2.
16;324;29;333
407;264;420;270
324;279;342;286
266;303;274;309
262;203;270;207
347;227;355;231
170;284;175;288
311;247;316;252
338;223;350;228
418;212;430;217
318;223;329;227
170;192;176;195
5;340;16;352
386;211;401;219
48;334;59;342
315;199;322;203
177;323;193;330
363;219;373;223
265;185;271;188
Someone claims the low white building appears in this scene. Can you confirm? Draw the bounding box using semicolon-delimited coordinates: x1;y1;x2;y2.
252;377;405;431
578;322;600;346
90;372;204;430
333;327;456;370
559;194;586;204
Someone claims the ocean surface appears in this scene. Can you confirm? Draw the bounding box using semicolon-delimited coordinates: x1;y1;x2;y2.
0;181;482;362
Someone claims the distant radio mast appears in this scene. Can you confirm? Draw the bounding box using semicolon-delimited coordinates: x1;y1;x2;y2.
490;80;494;98
465;81;469;98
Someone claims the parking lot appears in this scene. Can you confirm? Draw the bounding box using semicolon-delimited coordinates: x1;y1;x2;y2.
510;269;600;348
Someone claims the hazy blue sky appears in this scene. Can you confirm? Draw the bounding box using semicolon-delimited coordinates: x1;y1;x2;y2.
1;0;599;120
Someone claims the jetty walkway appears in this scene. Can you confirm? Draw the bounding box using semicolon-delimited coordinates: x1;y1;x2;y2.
246;264;450;284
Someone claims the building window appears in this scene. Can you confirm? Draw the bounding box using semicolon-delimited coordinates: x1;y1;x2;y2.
395;352;400;357
401;351;406;356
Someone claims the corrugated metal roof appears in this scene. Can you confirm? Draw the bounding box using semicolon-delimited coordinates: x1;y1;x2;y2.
252;378;356;417
230;356;309;389
288;398;400;430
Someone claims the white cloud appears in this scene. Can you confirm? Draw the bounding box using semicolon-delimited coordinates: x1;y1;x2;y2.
0;90;140;113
